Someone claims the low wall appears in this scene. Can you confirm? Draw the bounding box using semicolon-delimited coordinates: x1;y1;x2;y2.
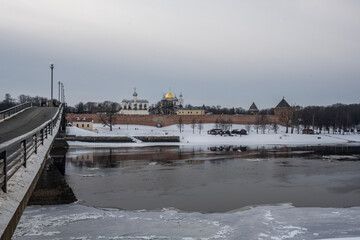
65;136;180;143
67;114;279;127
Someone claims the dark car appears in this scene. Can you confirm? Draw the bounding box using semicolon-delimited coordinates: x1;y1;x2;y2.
222;130;232;136
231;129;247;135
207;129;223;135
302;128;314;134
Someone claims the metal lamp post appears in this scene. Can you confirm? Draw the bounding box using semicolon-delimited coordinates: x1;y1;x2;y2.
50;63;54;106
58;81;61;103
61;83;64;102
62;83;65;104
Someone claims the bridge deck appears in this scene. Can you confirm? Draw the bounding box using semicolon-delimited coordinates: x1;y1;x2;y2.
0;107;57;144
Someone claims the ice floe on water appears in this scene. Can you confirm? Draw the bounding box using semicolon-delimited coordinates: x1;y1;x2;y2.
322;155;360;161
13;203;360;240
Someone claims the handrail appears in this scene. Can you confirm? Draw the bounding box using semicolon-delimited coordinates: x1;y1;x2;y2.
0;104;64;193
0;102;32;120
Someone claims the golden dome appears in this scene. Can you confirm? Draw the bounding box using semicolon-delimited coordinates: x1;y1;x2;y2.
165;91;174;99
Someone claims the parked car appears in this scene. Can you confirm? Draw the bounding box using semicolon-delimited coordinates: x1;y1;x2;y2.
222;130;232;136
231;129;247;135
207;129;223;135
302;128;314;134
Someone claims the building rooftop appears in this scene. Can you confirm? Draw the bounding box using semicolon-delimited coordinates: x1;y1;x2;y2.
165;90;174;99
275;98;291;108
179;107;203;110
122;99;149;103
72;117;94;122
249;102;259;111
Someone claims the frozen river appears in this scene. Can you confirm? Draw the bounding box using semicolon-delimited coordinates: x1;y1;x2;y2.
13;145;360;239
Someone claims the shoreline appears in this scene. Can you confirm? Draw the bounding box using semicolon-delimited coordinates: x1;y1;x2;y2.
66;124;360;148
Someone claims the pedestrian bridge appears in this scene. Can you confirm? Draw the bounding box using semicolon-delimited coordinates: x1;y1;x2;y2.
0;103;65;240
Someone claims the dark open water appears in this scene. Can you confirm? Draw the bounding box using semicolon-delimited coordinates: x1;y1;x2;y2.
65;145;360;212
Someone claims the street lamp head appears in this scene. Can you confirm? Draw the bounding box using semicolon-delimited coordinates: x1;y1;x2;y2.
50;62;54;68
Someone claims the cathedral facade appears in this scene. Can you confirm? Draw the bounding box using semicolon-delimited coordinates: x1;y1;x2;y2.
119;89;149;115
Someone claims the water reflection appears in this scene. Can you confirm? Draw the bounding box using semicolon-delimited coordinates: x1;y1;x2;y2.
66;145;360;170
64;145;360;211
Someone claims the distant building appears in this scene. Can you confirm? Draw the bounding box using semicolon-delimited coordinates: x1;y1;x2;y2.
274;97;291;116
177;107;205;115
154;90;184;115
71;117;94;131
248;102;259;115
119;88;149;115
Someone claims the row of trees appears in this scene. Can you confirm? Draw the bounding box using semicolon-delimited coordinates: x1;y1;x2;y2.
297;104;360;133
69;101;250;115
0;93;48;111
177;117;204;134
272;103;360;134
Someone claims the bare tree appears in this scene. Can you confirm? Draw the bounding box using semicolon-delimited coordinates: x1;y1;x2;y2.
245;124;251;134
98;102;120;131
260;115;267;134
215;118;220;129
75;102;85;113
255;115;261;134
191;118;196;134
279;109;293;134
227;118;233;131
18;94;31;104
177;117;184;133
220;119;226;131
197;120;204;134
272;120;279;134
85;102;98;113
290;105;301;134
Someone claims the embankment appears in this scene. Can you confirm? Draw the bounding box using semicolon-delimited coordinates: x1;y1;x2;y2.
67;114;279;127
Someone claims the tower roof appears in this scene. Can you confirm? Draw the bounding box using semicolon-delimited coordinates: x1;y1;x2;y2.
165;90;174;99
249;102;259;111
275;97;290;108
133;88;137;97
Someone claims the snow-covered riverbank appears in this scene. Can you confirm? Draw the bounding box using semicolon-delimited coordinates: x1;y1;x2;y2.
66;123;360;147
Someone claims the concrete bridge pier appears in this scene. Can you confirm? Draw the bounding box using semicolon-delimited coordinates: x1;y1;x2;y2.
27;138;76;206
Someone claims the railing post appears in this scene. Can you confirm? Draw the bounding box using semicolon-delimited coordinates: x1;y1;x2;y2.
51;121;53;135
41;129;44;145
23;139;27;168
1;151;7;193
34;134;38;154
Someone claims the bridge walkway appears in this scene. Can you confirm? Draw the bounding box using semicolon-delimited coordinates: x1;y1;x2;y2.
0;107;57;144
0;105;64;240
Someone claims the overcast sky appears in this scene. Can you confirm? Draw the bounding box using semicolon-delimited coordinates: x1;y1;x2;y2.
1;0;359;109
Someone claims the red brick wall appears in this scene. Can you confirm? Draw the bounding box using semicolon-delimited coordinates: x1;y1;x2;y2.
67;113;280;127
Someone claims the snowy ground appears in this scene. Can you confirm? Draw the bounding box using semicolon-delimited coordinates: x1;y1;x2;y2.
67;123;360;147
13;203;360;240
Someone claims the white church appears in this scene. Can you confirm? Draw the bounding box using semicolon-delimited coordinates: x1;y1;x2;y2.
119;88;150;115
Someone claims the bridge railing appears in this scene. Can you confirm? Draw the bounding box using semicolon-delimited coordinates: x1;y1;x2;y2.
0;102;32;120
0;104;64;193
